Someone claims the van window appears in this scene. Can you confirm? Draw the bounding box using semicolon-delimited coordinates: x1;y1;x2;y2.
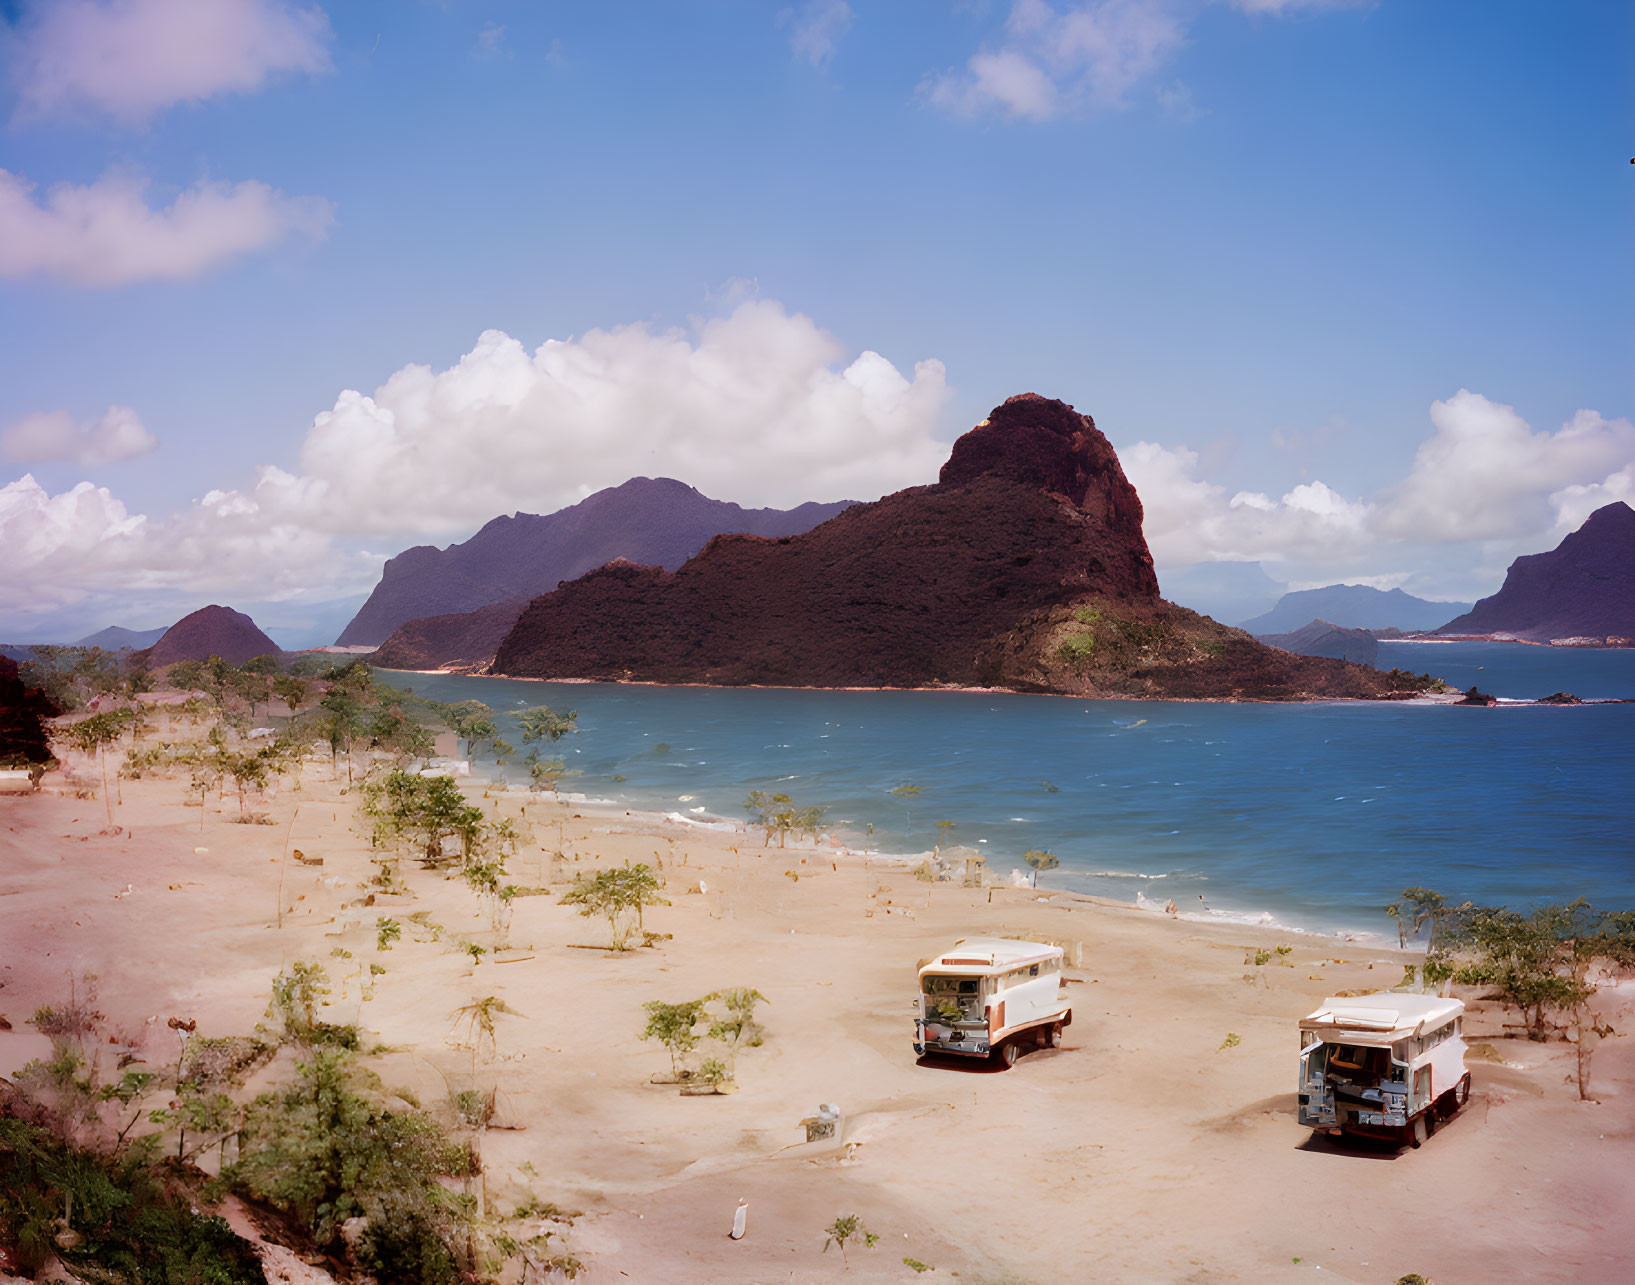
1029;964;1040;977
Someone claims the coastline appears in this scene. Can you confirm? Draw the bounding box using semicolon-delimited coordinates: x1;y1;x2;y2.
4;758;1629;1283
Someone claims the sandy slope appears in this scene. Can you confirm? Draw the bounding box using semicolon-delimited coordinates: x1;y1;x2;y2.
2;747;1631;1285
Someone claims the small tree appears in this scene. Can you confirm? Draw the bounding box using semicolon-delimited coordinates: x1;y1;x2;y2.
362;770;486;866
265;961;331;1046
518;706;577;747
641;999;708;1079
1023;849;1059;889
822;1215;878;1269
560;861;666;950
706;988;768;1072
63;709;132;825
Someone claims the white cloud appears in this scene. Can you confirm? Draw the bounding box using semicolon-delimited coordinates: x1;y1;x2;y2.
242;298;951;535
473;22;507;60
0;473;380;622
1375;391;1635;542
0;299;951;631
1;405;157;466
782;0;853;68
1123;440;1374;566
925;0;1186;119
925;0;1368;121
0;167;333;286
1125;392;1635;599
8;0;332;125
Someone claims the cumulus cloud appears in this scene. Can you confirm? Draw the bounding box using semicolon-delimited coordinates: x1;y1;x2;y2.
0;168;333;286
229;298;951;535
1123;392;1635;595
0;299;950;630
1;405;157;466
782;0;853;67
1375;390;1635;542
0;473;380;620
7;0;332;125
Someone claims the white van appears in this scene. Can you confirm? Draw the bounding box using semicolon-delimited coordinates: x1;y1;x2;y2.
914;938;1072;1068
1298;993;1471;1147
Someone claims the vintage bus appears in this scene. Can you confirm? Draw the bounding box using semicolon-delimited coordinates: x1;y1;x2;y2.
1298;993;1472;1147
914;938;1072;1068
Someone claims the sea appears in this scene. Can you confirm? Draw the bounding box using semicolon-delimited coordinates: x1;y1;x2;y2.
373;641;1634;940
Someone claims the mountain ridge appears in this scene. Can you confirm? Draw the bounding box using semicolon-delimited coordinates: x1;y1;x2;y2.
336;477;857;646
476;395;1435;701
1433;501;1635;642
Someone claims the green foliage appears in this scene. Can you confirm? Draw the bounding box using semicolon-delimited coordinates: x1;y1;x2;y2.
526;750;580;793
822;1214;878;1267
1217;1032;1241;1051
231;1046;472;1252
1071;605;1102;624
1441;897;1635;1042
889;784;921;798
1384;887;1457;950
1022;849;1059;888
561;861;667;949
904;1257;935;1273
377;917;402;950
641;999;708;1075
706;987;769;1065
19;645;125;711
0;1115;268;1284
264;961;343;1047
744;790;829;848
361;769;486;865
517;705;577;745
1055;633;1097;665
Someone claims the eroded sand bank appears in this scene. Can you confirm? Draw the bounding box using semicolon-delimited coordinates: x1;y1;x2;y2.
3;754;1631;1284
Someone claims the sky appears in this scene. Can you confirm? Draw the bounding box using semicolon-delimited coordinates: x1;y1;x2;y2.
0;0;1630;646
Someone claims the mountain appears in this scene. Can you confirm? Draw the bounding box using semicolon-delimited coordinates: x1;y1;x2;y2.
1239;585;1473;634
1433;501;1635;642
146;606;282;668
371;598;531;672
1158;561;1285;626
1257;619;1379;667
336;477;858;646
480;395;1435;701
74;625;168;650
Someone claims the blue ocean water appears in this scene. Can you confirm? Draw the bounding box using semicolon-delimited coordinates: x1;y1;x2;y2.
375;643;1633;938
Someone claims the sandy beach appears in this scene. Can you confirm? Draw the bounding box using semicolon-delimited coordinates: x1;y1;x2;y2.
3;742;1632;1284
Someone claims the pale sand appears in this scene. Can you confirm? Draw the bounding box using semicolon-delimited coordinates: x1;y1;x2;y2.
2;747;1632;1284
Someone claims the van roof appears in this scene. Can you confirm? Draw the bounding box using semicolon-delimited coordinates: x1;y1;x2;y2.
1300;993;1463;1041
920;937;1062;975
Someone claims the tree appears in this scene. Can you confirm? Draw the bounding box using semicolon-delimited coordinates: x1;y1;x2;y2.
446;701;497;759
641;999;708;1079
319;686;366;782
518;705;577;746
1023;849;1059;888
822;1215;878;1269
362;770;485;866
1385;887;1460;950
272;673;308;712
706;987;768;1073
560;861;666;950
526;751;579;795
744;791;827;848
63;709;132;825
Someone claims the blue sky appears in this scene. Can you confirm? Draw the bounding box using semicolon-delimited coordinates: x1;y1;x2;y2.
1;0;1630;645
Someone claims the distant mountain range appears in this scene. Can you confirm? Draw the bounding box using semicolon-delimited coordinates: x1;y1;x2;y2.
75;624;169;650
412;393;1437;701
1158;561;1286;627
337;477;858;647
1434;501;1635;642
1239;585;1472;635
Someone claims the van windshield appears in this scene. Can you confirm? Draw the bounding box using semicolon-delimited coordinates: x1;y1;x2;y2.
922;976;981;996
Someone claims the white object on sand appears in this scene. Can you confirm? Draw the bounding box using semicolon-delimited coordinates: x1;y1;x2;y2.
730;1198;748;1240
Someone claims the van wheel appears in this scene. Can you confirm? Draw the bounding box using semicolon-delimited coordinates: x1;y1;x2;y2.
1410;1114;1429;1148
1457;1072;1471;1106
1046;1023;1061;1049
1000;1042;1020;1068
